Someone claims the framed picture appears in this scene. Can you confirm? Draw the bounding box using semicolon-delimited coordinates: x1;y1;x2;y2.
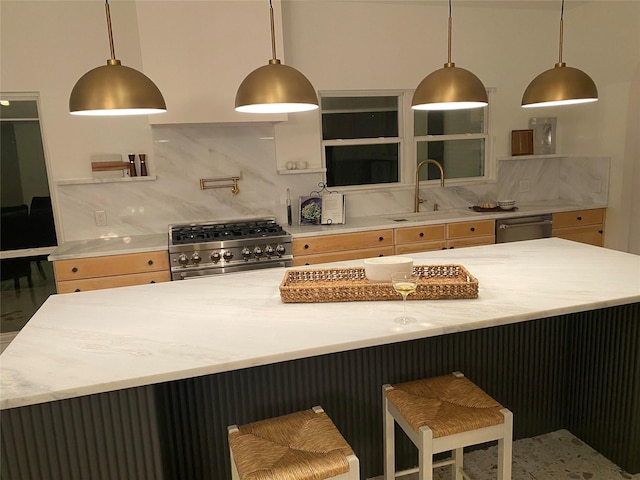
299;196;322;225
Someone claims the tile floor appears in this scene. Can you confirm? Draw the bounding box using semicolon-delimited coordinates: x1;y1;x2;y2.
374;430;638;480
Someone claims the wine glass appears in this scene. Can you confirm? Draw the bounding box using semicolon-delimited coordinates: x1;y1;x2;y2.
391;272;419;324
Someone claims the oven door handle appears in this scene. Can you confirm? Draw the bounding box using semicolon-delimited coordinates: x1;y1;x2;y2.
498;220;553;230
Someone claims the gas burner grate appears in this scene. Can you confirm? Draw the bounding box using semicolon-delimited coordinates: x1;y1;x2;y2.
170;219;288;245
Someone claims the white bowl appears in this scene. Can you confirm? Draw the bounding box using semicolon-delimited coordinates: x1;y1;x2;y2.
497;200;516;210
364;256;413;283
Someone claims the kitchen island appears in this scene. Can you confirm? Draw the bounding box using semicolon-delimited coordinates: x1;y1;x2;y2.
2;238;639;479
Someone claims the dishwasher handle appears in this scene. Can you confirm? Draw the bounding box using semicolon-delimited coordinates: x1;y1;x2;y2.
498;219;553;230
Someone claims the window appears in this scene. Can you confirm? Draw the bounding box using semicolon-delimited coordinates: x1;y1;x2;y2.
321;94;402;187
321;90;491;188
414;107;488;181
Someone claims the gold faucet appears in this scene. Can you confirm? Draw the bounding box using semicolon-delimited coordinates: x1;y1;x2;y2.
415;159;445;212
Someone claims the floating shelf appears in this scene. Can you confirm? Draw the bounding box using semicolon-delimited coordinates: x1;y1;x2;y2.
56;175;157;186
277;168;326;175
497;154;568;161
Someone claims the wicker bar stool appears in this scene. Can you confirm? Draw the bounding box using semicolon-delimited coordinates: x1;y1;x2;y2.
383;372;512;480
228;406;360;480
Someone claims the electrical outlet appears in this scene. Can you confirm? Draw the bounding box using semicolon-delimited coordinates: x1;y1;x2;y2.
593;178;602;193
518;180;530;193
94;210;107;226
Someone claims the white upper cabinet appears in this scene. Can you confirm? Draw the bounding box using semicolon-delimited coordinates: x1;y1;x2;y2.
136;0;287;124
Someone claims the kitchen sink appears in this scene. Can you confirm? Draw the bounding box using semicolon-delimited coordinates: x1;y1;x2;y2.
384;209;479;223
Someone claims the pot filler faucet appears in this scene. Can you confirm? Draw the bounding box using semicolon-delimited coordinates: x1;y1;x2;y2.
415;159;445;212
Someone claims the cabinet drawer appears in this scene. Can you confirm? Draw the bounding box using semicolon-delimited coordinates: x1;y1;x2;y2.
553;225;604;247
552;209;605;228
446;220;495;239
446;235;495;249
56;271;171;293
293;229;393;256
292;246;394;266
54;251;170;281
395;241;446;255
395;224;445;245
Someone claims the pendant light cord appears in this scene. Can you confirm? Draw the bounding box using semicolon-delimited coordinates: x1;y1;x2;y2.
558;0;565;65
105;0;116;61
269;0;277;61
446;0;453;66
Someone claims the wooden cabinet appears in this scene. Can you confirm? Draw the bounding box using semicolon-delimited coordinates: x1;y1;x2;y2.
552;208;605;247
54;251;170;293
136;1;287;125
292;229;393;266
445;219;495;249
394;224;446;254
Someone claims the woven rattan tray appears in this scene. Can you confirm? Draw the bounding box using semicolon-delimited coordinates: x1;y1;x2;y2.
279;264;478;303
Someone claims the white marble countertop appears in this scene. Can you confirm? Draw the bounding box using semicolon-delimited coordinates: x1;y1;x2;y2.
278;200;607;237
47;201;606;261
2;238;637;410
47;233;168;261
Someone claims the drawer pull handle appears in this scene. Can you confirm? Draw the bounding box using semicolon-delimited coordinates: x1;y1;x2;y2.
304;244;309;250
150;280;156;284
378;236;384;241
74;288;81;292
450;246;455;249
577;216;583;221
419;232;424;237
378;254;384;257
598;230;603;234
470;227;475;232
71;267;78;273
148;260;154;266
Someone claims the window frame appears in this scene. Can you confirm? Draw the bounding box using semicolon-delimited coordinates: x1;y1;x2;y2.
319;89;409;192
319;88;495;192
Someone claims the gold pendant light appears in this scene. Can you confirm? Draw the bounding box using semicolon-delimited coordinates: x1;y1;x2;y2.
235;0;318;114
69;0;166;116
412;0;488;111
522;0;597;108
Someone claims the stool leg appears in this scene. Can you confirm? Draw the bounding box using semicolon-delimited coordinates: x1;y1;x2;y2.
452;447;464;480
228;425;240;480
418;426;434;480
498;408;513;480
383;385;395;480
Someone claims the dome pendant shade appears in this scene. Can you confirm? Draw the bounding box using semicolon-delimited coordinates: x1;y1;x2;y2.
412;1;488;111
522;63;598;108
521;0;598;108
70;60;167;116
412;63;488;111
235;0;318;114
68;0;166;116
235;60;318;114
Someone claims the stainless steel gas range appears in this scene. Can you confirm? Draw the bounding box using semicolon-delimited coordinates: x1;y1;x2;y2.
168;218;292;280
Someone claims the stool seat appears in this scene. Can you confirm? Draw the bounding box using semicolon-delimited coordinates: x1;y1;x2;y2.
383;372;512;480
385;375;506;438
229;406;359;480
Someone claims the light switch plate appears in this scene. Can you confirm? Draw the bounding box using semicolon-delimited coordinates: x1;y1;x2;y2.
94;210;107;226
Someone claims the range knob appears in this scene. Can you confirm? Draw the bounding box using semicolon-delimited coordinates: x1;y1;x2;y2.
222;250;234;262
178;254;189;266
191;253;201;264
211;251;222;263
265;245;275;258
253;246;264;258
241;247;251;261
275;244;286;256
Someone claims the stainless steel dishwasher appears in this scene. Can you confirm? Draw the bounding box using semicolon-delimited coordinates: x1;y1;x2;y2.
496;214;553;243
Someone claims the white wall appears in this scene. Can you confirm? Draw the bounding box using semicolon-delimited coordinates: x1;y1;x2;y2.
1;1;638;250
278;0;639;251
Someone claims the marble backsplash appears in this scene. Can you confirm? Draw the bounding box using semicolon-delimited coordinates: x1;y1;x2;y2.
55;124;610;242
